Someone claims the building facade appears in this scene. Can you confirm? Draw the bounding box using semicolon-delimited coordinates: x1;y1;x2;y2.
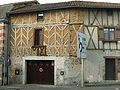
8;1;120;85
84;8;120;83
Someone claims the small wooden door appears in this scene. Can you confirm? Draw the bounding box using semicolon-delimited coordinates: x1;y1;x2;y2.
27;60;54;85
105;59;115;80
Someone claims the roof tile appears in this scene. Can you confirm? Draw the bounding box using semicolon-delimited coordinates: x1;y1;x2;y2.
10;1;120;14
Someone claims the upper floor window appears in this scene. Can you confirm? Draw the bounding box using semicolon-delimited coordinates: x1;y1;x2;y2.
104;28;115;41
34;29;43;46
98;27;120;41
37;12;44;21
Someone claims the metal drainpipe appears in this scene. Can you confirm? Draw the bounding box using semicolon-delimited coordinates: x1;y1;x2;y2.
5;13;10;85
68;9;70;57
7;14;11;85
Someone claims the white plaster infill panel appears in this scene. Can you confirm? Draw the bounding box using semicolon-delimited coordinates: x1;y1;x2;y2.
22;56;66;85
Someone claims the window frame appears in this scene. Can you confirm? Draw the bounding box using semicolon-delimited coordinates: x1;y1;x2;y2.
118;60;120;73
34;29;43;46
37;12;44;21
103;27;115;41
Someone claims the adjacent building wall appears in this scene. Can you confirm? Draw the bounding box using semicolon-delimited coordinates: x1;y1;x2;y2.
84;9;120;82
0;22;5;56
84;50;120;82
0;22;8;85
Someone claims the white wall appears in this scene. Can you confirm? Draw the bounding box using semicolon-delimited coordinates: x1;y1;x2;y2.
84;50;120;82
22;56;81;85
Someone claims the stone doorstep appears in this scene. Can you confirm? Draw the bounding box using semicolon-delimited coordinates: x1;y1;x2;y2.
0;84;57;89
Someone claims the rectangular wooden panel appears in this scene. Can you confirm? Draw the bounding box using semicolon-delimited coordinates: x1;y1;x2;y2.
27;60;54;85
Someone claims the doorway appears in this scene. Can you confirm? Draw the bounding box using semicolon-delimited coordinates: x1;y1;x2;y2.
105;58;115;80
27;60;54;85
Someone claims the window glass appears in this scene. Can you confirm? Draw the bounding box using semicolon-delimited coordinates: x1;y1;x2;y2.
109;29;115;40
104;28;109;40
104;28;115;41
34;29;43;46
37;12;44;21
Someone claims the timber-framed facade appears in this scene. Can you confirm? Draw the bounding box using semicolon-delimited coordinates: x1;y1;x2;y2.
5;0;120;85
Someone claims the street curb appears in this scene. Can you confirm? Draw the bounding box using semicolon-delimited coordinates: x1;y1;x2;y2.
85;83;120;87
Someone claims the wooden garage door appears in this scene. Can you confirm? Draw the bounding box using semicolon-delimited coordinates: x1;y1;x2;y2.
27;60;54;85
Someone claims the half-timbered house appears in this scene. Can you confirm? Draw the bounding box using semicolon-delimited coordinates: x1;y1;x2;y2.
8;1;120;85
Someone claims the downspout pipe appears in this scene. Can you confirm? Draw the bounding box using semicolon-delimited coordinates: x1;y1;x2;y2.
68;9;70;57
4;13;11;85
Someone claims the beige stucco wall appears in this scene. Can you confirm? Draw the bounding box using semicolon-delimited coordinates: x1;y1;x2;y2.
84;50;120;83
22;56;80;85
9;56;81;85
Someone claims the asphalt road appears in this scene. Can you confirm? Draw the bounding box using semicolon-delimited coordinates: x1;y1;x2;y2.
0;84;120;90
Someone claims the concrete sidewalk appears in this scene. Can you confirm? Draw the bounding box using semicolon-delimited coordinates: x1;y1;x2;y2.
0;84;120;90
0;84;63;90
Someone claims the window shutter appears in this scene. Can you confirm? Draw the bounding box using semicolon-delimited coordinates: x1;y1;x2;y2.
98;27;104;41
115;27;120;41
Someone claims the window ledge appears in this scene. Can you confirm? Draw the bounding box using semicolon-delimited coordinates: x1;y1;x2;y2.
37;19;44;21
102;40;117;42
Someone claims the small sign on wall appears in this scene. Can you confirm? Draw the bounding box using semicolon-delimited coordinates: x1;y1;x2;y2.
77;32;87;59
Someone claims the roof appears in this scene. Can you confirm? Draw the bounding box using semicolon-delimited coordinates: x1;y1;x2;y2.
0;4;13;22
0;0;39;22
12;0;39;11
10;1;120;14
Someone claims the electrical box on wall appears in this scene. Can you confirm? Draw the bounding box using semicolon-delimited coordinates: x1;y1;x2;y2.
15;69;20;75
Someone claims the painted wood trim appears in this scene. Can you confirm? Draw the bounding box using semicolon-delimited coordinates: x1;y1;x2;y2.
115;59;118;80
91;10;101;25
117;11;119;25
112;11;114;26
88;10;90;25
101;10;103;26
104;56;120;59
